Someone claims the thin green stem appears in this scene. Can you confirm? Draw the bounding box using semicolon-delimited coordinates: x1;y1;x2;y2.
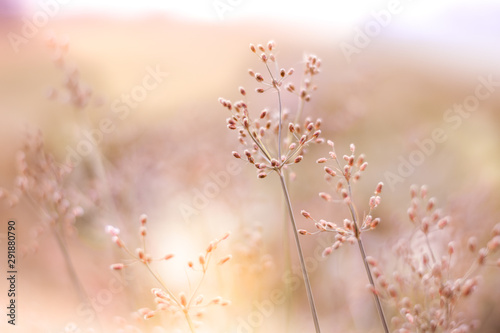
278;171;321;333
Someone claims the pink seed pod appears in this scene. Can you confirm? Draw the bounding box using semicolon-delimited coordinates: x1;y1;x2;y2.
164;254;174;260
493;223;500;236
232;151;241;159
322;247;333;257
388;285;398;298
180;292;187;307
448;242;455;255
239;87;246;96
250;44;256;53
370;218;380;229
316;158;327;163
375;182;383;195
258;172;267;179
366;256;377;266
139;226;147;237
438;217;450;229
319;192;332;201
112;236;124;248
359;162;368;171
218;255;232;265
488;236;500;251
324;167;336;177
110;263;125;270
199;254;206;265
477;247;488;265
468;237;478;252
294;156;303;164
298;229;309;235
301;210;312;219
420;185;428;199
427;198;435;211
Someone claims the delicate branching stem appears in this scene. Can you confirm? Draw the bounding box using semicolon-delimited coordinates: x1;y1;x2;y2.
144;262;196;333
278;170;321;333
357;236;390;333
424;233;437;263
52;228;88;303
277;89;283;159
346;182;389;333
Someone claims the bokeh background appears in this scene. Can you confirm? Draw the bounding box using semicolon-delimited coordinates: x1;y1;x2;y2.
1;0;500;332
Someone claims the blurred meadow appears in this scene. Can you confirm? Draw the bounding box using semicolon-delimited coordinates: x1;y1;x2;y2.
1;0;500;332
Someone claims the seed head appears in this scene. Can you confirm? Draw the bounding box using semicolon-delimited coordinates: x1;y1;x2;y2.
110;263;125;270
301;210;312;219
324;167;336;177
322;247;333;257
218;255;232;265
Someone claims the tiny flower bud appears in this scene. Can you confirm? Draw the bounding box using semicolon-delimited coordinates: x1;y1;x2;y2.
250;44;256;53
324;167;336;177
232;151;241;159
180;292;187;307
316;158;327;163
322;247;333;257
110;263;125;270
218;255;232;265
164;254;174;260
468;237;477;252
319;192;331;201
239;87;246;96
301;210;312;219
